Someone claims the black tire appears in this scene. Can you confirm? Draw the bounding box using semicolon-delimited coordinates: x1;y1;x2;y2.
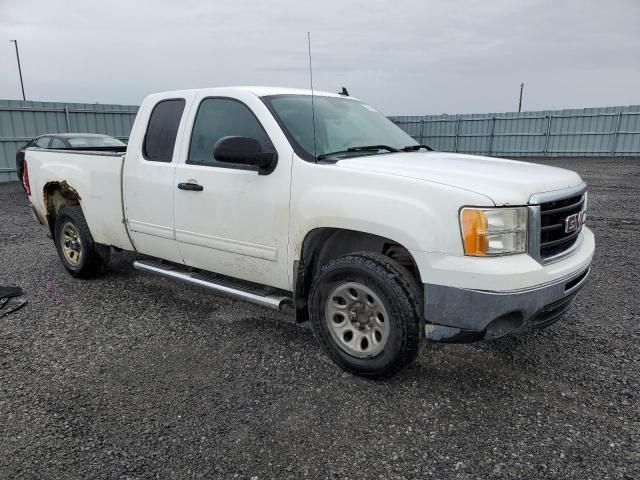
309;252;423;379
53;205;110;278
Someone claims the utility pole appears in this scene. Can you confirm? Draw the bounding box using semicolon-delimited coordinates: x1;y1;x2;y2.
10;40;26;101
518;82;524;113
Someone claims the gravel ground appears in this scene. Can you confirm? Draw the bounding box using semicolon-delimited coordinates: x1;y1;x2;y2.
0;157;638;479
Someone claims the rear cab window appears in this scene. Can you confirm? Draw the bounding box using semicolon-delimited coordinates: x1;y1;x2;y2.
143;99;186;162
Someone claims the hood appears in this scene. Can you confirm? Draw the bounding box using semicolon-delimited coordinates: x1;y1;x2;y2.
335;151;583;205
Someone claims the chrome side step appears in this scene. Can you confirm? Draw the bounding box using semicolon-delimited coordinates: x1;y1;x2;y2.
133;260;292;310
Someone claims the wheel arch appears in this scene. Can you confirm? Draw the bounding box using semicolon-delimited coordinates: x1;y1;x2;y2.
43;181;82;236
293;227;421;323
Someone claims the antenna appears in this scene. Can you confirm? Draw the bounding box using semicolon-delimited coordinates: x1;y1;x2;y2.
307;32;318;160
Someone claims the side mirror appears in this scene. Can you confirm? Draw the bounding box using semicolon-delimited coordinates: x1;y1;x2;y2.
213;136;277;173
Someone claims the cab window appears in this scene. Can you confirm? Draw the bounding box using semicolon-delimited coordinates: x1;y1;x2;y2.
143;99;186;162
188;98;274;167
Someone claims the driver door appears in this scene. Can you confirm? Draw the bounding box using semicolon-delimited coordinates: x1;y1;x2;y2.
172;94;291;290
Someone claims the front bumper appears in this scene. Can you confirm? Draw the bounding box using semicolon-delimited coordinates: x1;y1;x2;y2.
424;265;591;342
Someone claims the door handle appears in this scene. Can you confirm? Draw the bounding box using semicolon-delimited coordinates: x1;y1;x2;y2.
178;182;203;191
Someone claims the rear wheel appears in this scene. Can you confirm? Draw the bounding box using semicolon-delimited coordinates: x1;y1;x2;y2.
309;252;423;378
54;206;110;278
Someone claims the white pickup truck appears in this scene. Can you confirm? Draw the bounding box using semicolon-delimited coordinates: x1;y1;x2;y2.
23;87;594;378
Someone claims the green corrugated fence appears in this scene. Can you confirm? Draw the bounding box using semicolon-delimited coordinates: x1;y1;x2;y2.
0;99;138;182
389;105;640;158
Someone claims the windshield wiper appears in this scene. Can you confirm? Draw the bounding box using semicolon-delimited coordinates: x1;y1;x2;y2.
401;144;434;152
317;145;399;160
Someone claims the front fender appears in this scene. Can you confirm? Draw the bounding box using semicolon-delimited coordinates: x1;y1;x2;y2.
289;160;494;261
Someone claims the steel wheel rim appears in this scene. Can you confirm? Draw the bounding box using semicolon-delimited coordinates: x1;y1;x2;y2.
61;221;83;266
325;282;390;358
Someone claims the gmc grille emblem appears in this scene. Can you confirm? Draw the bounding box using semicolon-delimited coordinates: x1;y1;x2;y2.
565;212;586;233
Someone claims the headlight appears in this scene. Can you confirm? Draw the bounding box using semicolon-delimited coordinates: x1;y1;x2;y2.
460;207;527;256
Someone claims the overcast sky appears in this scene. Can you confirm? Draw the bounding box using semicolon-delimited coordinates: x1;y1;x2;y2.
1;0;639;115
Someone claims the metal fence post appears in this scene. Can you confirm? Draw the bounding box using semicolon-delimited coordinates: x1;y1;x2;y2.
64;105;71;132
611;112;622;155
454;117;460;152
419;119;425;145
544;114;552;155
488;117;496;155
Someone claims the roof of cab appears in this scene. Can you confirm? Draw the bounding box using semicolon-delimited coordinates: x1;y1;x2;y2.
147;86;353;99
240;86;346;98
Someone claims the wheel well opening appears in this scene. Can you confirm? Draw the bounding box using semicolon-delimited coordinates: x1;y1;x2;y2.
43;181;82;235
293;228;421;322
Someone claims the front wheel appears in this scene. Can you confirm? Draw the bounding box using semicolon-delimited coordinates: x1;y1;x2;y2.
309;252;423;378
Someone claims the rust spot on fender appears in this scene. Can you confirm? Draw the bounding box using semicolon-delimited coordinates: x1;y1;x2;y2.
43;180;81;200
43;181;82;223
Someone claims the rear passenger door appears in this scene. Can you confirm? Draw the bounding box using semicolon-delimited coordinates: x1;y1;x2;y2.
123;95;195;263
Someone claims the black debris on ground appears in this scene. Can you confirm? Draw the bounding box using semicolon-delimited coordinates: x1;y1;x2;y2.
0;286;27;319
0;157;638;479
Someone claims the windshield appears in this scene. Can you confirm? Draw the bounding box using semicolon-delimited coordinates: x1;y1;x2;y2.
67;136;126;148
262;95;418;160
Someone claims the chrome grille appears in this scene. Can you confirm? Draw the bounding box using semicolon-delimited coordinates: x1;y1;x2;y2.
539;193;585;259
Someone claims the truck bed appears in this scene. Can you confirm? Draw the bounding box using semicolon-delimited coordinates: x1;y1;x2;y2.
25;149;134;251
